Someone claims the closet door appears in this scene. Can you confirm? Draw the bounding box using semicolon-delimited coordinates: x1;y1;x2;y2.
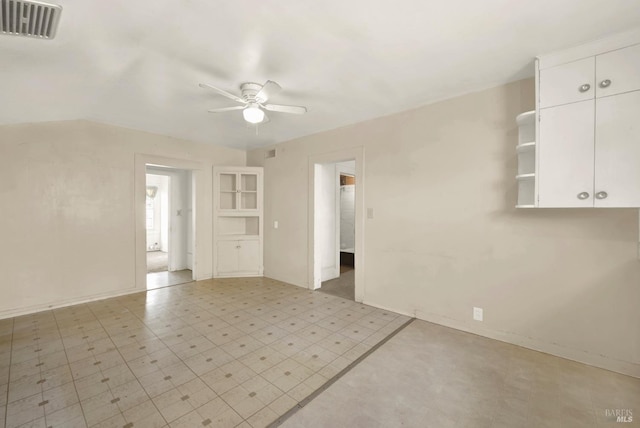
538;101;595;207
594;90;640;207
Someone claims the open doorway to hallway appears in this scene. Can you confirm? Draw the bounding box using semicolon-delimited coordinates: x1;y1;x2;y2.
316;161;356;300
145;166;195;289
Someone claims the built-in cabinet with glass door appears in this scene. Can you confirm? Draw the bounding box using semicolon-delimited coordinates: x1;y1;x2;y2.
213;166;263;277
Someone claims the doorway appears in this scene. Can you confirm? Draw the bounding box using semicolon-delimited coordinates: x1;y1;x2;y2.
145;166;195;289
315;162;356;300
308;147;365;302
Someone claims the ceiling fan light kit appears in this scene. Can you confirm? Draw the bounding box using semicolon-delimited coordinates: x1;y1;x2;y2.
200;80;307;125
243;104;265;124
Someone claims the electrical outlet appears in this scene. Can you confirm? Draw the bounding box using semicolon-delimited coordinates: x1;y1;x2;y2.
473;307;483;321
274;220;279;229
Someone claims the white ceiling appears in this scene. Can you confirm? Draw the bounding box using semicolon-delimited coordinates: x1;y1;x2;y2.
2;0;640;149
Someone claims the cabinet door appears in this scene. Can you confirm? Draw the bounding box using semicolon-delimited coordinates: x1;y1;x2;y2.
239;173;259;210
539;57;595;108
216;240;238;274
538;101;595;207
596;44;640;98
218;173;238;210
237;240;260;274
594;91;640;207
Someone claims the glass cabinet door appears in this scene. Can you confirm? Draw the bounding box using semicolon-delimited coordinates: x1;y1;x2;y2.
217;172;260;211
219;173;237;210
240;173;258;210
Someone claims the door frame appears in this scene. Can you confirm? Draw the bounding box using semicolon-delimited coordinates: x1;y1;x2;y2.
134;154;204;290
307;147;365;302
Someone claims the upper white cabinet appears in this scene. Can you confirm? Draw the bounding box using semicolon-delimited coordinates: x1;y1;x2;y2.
594;91;640;207
539;57;595;108
524;30;640;209
596;44;640;98
540;43;640;108
538;100;595;207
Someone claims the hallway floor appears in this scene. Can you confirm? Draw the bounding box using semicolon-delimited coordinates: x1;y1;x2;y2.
318;266;355;301
146;251;168;273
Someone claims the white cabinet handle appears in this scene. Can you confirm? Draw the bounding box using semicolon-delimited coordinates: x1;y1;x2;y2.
599;79;611;88
577;192;590;200
579;84;591;92
595;191;608;200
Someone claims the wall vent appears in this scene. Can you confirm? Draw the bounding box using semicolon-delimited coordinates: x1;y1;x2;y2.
265;149;276;159
0;0;62;40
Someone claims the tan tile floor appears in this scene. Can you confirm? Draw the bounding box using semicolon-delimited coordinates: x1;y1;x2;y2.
282;320;640;428
0;277;409;428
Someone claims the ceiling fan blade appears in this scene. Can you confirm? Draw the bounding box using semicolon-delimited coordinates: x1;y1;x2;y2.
263;104;307;114
256;80;282;102
208;106;245;113
199;83;246;104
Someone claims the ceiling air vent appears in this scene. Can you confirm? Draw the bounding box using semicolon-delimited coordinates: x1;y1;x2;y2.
0;0;62;39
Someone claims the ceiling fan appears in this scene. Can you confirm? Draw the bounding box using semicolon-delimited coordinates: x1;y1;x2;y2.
199;80;307;124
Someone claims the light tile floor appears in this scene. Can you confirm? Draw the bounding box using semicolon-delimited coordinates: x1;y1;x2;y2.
0;277;409;428
146;270;194;290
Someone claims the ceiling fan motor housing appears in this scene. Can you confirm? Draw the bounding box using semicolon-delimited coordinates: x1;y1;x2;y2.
241;83;265;103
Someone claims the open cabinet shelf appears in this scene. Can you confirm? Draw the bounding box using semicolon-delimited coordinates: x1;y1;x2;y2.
516;110;537;208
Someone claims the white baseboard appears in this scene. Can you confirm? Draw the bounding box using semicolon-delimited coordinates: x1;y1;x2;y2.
0;286;145;320
414;310;640;379
263;272;307;289
362;299;415;318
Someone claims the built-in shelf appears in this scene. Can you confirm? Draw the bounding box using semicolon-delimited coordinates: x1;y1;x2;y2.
516;110;535;125
218;216;259;236
516;111;537;208
516;173;535;180
516;142;536;152
214;166;264;278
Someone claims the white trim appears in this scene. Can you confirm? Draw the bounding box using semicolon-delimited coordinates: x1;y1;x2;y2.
537;27;640;69
362;300;415;319
332;167;341;280
0;287;142;321
414;310;640;379
308;147;365;302
534;58;540;206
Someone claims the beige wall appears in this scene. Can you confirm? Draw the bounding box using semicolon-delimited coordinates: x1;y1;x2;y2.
248;79;640;377
0;120;245;318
